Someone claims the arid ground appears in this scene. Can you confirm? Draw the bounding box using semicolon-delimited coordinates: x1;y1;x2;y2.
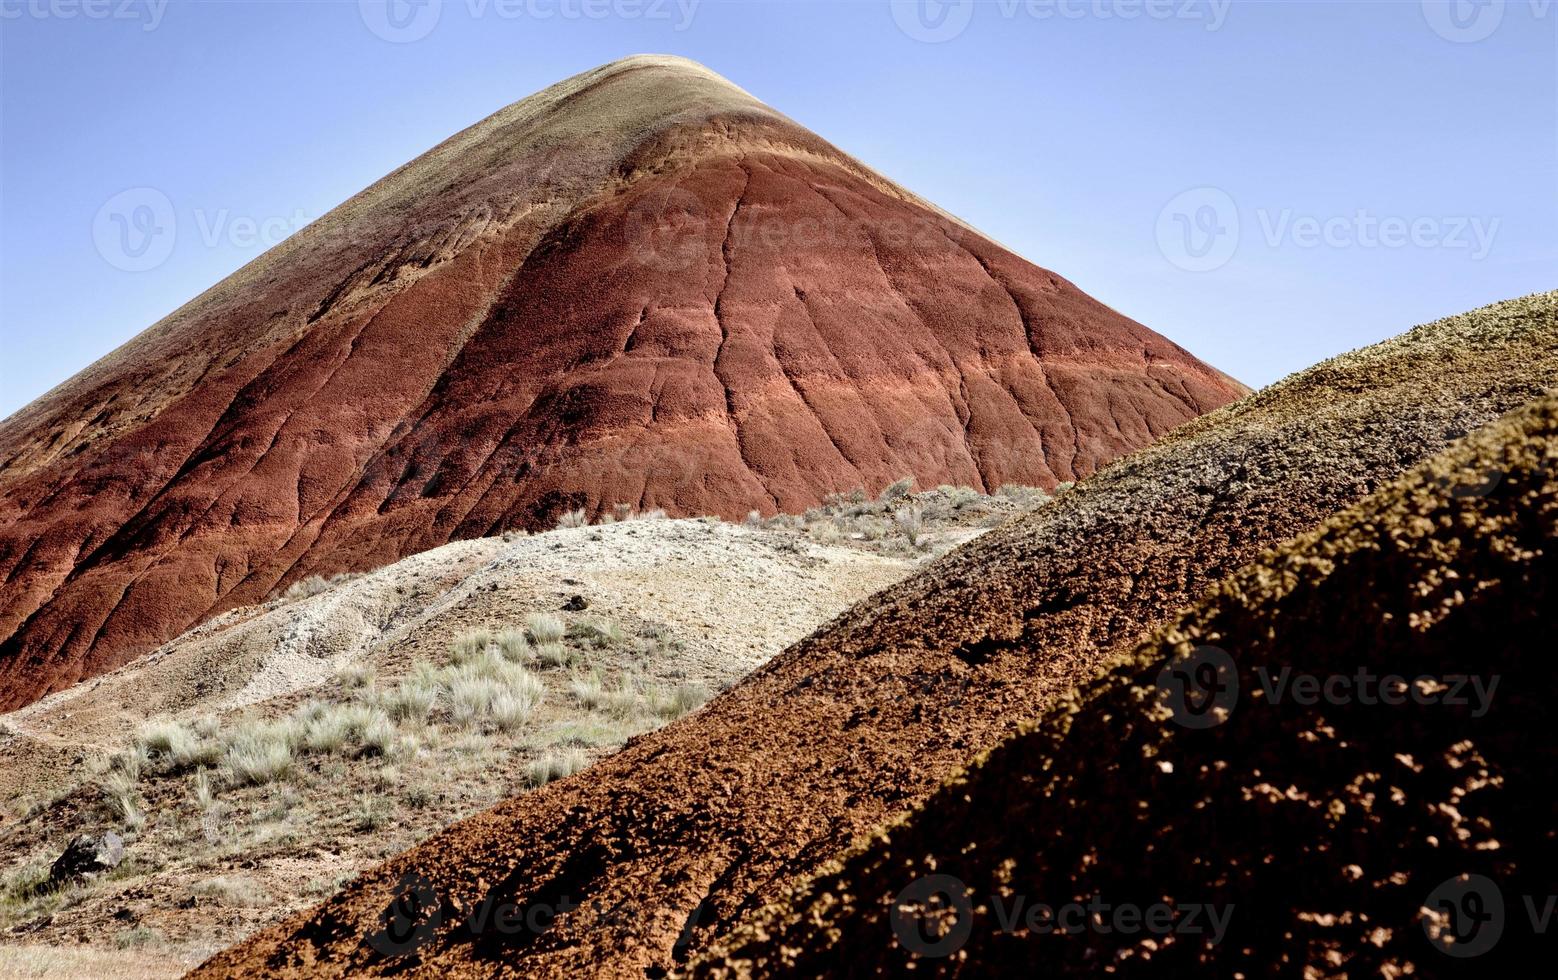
0;487;1037;976
191;292;1558;977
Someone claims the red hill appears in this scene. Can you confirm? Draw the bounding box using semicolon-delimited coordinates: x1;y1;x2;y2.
0;56;1243;710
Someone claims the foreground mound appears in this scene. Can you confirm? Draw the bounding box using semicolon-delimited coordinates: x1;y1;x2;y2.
3;492;1011;974
701;387;1558;977
191;292;1558;978
0;55;1242;711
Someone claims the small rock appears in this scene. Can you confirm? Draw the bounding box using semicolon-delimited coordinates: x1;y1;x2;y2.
48;831;124;885
562;595;589;611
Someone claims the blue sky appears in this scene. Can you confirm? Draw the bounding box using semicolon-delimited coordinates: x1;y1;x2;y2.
1;0;1553;418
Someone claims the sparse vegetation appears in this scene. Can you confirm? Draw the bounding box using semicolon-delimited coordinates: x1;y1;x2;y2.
382;676;439;721
533;641;574;668
775;481;1046;558
881;475;915;501
490;691;537;731
569;619;624;648
114;925;164;949
280;572;360;602
354;793;392;831
568;668;606;708
224;730;295;786
996;483;1048;506
556;508;589;529
193;875;268;908
0;479;1053;957
656;681;710;720
190;769;215;810
526;749;588;787
100;769;145;829
526;612;566;644
335;662;376;690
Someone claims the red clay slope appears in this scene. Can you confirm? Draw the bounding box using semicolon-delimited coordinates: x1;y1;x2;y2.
0;55;1242;711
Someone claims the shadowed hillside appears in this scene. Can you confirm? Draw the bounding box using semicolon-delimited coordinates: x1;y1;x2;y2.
698;379;1558;979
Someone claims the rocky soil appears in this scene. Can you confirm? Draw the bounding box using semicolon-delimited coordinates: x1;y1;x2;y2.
0;486;1031;977
700;381;1558;979
192;292;1558;978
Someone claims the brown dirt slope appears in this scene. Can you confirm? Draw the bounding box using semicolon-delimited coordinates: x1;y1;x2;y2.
698;377;1558;979
188;291;1558;979
0;55;1243;712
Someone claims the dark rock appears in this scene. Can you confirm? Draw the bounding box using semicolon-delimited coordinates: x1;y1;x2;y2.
48;831;124;885
562;595;589;611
